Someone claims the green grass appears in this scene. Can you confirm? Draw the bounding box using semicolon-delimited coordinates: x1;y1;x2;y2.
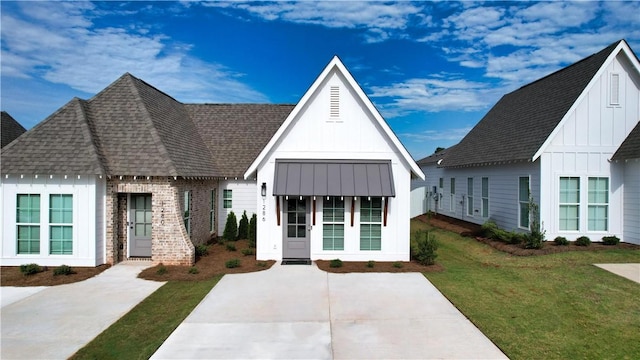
70;276;222;360
413;219;640;359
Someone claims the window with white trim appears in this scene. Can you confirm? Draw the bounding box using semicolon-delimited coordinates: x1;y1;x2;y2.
50;194;73;255
360;197;382;251
610;73;620;105
519;177;530;229
210;189;216;232
16;194;40;254
559;177;580;231
450;178;456;213
323;197;344;250
588;177;608;231
184;191;191;236
481;177;489;218
438;177;443;209
467;177;474;216
223;189;232;209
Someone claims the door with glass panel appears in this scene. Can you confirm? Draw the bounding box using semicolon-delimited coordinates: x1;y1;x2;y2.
283;197;310;259
130;194;152;257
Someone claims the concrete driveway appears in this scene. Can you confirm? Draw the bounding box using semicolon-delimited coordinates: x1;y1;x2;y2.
1;262;164;360
152;264;506;359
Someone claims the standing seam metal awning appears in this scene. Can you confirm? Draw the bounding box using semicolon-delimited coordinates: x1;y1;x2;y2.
273;160;395;197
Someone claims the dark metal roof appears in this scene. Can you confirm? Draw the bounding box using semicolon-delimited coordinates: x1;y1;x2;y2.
439;40;624;168
273;160;395;197
1;111;26;148
612;122;640;160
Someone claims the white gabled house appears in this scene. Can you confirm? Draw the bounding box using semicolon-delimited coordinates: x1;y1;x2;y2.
413;39;640;244
245;56;425;261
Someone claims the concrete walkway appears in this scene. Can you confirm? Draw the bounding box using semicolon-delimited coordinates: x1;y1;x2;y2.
594;263;640;284
1;262;164;360
152;264;507;359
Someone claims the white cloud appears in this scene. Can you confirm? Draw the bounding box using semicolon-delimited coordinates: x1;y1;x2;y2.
1;2;268;103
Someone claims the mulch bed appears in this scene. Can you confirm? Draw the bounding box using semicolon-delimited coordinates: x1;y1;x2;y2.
1;264;111;287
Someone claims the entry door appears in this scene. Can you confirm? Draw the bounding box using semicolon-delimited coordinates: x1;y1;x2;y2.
130;194;152;257
283;197;310;259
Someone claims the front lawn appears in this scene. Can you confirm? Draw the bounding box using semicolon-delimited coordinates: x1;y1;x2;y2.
414;219;640;359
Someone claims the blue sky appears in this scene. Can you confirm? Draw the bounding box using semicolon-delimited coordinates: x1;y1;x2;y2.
2;1;639;160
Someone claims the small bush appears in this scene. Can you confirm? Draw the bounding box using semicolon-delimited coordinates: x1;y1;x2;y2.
53;265;75;276
576;236;591;246
225;259;241;268
523;232;544;249
509;232;526;245
195;244;209;257
554;236;569;246
222;211;238;241
481;221;515;243
20;263;43;276
602;235;620;245
188;266;199;274
156;264;168;275
393;262;403;268
238;210;249;240
329;259;343;268
225;243;237;252
241;248;255;256
412;230;439;265
366;260;375;268
248;213;257;248
256;261;267;267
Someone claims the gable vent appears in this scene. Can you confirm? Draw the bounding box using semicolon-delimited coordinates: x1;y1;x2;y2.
330;86;340;118
610;73;620;105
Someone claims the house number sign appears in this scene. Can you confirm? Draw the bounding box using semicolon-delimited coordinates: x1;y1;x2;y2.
262;199;266;222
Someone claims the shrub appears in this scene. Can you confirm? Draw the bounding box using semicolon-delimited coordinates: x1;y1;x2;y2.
238;211;249;240
366;260;375;268
188;267;199;274
156;264;168;275
329;259;343;268
222;211;238;241
225;243;237;252
248;213;257;248
576;236;591;246
554;236;569;246
525;196;545;249
241;248;255;256
195;244;209;257
481;221;513;243
53;265;75;276
412;230;439;265
602;235;620;245
523;232;544;249
393;262;403;268
20;263;43;276
509;232;526;245
225;259;240;268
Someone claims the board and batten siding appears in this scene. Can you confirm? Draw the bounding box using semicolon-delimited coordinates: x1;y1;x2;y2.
217;180;257;235
622;160;640;244
1;175;102;266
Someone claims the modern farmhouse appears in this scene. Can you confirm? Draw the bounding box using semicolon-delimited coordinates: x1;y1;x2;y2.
412;40;640;245
0;56;424;266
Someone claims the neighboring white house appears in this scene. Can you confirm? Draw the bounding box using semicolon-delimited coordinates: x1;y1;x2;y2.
245;56;425;261
413;39;640;245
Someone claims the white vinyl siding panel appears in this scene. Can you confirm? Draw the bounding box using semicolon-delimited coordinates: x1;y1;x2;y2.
218;180;257;235
622;161;640;244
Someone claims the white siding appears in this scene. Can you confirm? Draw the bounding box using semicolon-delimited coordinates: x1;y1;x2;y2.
1;175;102;266
217;180;257;235
622;160;640;244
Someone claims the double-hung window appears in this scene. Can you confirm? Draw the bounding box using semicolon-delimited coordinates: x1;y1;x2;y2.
467;178;474;216
519;177;530;229
450;178;456;212
360;197;382;251
210;189;216;232
323;197;344;250
50;194;73;255
223;189;232;209
559;177;580;231
588;177;608;231
184;191;191;236
438;178;443;209
481;177;489;218
16;194;41;254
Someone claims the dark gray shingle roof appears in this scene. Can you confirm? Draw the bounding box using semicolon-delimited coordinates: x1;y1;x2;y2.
612;122;640;160
186;104;293;177
440;40;623;168
1;111;27;148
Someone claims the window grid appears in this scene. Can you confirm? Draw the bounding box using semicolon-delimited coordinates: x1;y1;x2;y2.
323;197;344;250
360;197;382;251
559;177;580;231
16;194;40;254
223;189;232;209
481;177;489;218
588;177;608;231
519;177;530;229
467;178;474;216
49;194;73;255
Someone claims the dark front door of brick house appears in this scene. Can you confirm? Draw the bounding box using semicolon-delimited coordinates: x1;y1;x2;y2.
130;194;152;257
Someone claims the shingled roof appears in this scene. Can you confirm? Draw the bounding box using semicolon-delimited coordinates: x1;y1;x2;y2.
1;73;288;177
612;122;640;160
1;111;26;148
437;40;626;168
